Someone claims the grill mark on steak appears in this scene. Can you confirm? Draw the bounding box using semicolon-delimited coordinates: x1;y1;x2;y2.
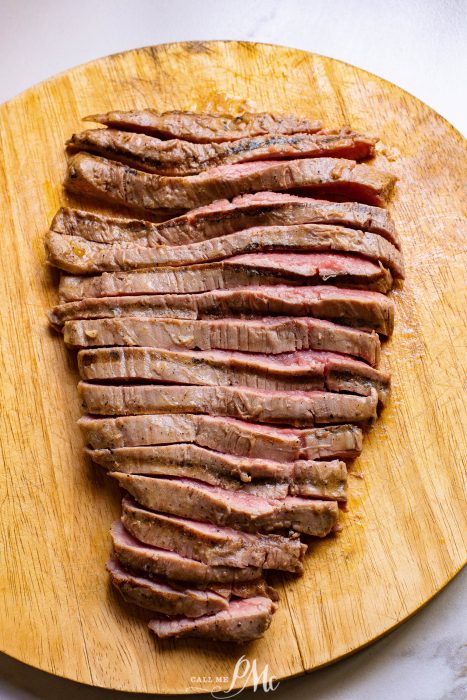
64;317;381;367
77;347;390;404
49;286;395;336
78;413;367;460
83;109;323;143
91;443;348;502
122;497;307;572
65;153;397;211
67;128;377;175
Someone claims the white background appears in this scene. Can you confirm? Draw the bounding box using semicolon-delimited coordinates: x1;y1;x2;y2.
0;1;465;698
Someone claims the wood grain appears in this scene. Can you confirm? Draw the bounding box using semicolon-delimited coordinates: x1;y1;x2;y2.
0;41;465;694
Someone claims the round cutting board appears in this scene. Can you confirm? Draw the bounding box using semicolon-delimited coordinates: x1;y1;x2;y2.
0;41;465;694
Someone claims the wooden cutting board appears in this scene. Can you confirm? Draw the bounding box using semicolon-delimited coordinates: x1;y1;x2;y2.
0;41;465;694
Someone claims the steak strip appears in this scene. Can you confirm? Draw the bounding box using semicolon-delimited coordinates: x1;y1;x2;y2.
122;497;307;572
84;109;323;143
51;193;399;247
78;347;390;404
111;521;262;584
148;596;276;642
78;413;367;461
48;224;404;276
67;128;377;175
114;474;339;536
91;443;348;502
64;316;381;367
49;285;395;336
65;153;397;211
78;382;375;431
107;557;228;618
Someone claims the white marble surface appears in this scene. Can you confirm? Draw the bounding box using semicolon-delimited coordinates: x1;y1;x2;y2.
0;1;465;698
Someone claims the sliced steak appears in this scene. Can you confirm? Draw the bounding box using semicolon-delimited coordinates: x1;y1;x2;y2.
67;128;376;175
49;286;395;336
57;252;394;301
149;596;276;641
93;443;348;501
78;413;365;461
122;497;306;572
107;557;228;618
51;194;399;248
84;110;323;142
65;153;396;211
111;521;262;584
64;316;381;367
78;347;390;404
114;474;339;537
78;382;374;432
46;225;403;279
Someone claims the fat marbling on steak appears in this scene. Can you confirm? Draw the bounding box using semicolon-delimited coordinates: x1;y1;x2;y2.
67;127;376;175
65;153;396;211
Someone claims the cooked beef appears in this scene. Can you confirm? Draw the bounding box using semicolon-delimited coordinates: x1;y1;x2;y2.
49;286;395;336
149;596;276;641
84;110;323;142
107;557;228;617
78;413;366;461
51;193;399;248
209;579;279;601
122;497;306;572
114;474;339;536
78;347;390;404
78;382;374;431
64;316;381;366
58;252;394;301
92;443;348;501
67;128;376;175
111;521;262;584
65;153;396;211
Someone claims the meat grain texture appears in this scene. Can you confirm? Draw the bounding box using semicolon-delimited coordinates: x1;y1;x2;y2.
45;108;402;643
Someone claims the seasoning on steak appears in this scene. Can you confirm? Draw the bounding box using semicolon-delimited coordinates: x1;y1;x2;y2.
77;347;390;404
46;224;403;279
107;557;228;618
114;474;339;537
79;413;367;462
49;285;395;336
92;444;348;501
67;127;377;175
111;521;262;584
57;252;394;301
51;193;399;248
65;153;397;211
122;497;306;572
78;382;375;431
149;596;276;641
64;316;381;366
84;109;323;142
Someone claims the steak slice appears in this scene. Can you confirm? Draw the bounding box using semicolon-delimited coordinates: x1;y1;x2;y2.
65;153;396;211
111;521;262;584
78;414;365;461
114;474;339;536
51;194;399;248
78;347;390;404
57;252;394;301
49;286;395;336
46;225;403;279
84;109;323;142
148;596;276;642
92;443;348;501
122;497;306;572
78;382;374;432
64;316;381;366
107;557;228;618
67;128;376;175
